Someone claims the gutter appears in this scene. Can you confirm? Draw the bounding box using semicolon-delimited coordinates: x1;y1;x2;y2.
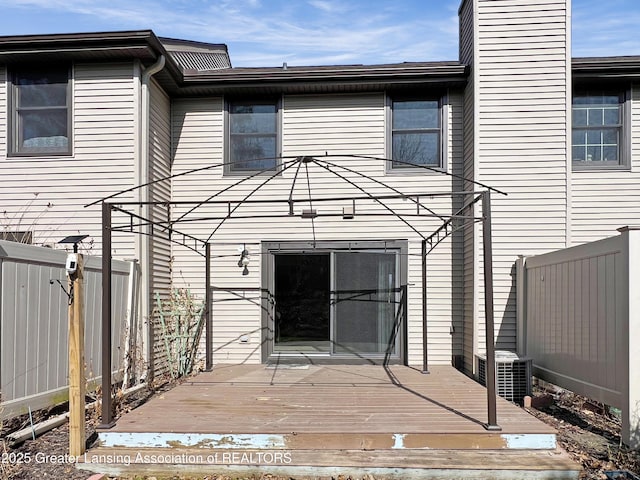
138;54;165;382
181;63;468;83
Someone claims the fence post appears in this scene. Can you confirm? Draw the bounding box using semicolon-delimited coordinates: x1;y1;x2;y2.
69;254;85;456
620;226;640;448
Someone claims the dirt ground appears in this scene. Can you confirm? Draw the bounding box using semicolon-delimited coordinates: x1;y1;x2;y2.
526;385;640;480
2;378;639;480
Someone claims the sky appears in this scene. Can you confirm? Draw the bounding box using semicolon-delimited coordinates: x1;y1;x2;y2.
0;0;638;67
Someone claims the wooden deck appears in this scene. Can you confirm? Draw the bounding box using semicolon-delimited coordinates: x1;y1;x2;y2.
86;365;581;479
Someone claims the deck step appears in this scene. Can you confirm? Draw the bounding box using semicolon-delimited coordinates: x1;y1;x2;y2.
79;446;581;480
97;430;557;450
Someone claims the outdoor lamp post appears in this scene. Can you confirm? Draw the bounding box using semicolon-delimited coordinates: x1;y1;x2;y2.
58;234;88;456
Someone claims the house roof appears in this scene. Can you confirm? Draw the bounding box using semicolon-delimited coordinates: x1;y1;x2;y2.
0;30;164;64
573;56;640;81
0;30;468;95
1;30;639;95
0;30;184;91
178;61;469;96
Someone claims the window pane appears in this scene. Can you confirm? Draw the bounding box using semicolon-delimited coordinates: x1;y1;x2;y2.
572;146;586;162
392;100;438;129
572;129;586;145
587;129;602;144
602;129;619;145
572;108;587;127
587;109;604;126
18;83;67;108
392;132;439;167
603;146;618;162
20;110;68;149
603;107;620;125
230;104;276;134
600;94;620;105
16;70;68;107
230;135;276;170
573;95;589;105
587;146;601;162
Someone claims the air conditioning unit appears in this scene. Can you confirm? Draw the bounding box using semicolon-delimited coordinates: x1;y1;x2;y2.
476;350;532;403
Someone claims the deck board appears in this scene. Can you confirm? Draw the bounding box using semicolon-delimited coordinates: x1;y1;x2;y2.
86;365;582;477
110;364;553;435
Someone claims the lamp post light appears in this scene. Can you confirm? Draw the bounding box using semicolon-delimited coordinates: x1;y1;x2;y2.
238;247;250;275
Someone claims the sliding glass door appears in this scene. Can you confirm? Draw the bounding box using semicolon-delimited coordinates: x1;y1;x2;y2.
270;245;403;360
274;253;330;352
334;252;398;355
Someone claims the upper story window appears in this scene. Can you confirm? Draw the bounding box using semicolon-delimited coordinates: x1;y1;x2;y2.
572;90;627;169
389;98;442;170
226;99;279;173
10;66;71;156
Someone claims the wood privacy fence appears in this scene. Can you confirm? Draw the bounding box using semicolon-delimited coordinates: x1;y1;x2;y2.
517;226;640;448
0;240;140;419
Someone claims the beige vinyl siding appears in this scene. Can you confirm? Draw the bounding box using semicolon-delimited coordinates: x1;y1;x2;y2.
171;92;464;366
459;0;474;65
0;63;137;259
460;0;477;373
570;84;640;245
449;92;465;365
171;98;224;363
149;80;172;297
471;0;569;357
149;80;173;374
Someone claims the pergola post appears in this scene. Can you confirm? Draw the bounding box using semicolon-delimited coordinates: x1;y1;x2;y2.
421;239;429;374
205;242;213;371
482;191;501;431
99;202;115;429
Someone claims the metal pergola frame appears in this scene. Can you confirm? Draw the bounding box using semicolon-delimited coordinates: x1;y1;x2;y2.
91;154;505;432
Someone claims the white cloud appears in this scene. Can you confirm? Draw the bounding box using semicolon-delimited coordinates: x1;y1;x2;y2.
0;0;461;65
307;0;348;14
1;0;639;68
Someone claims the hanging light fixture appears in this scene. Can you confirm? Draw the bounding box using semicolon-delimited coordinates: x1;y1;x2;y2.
238;246;250;275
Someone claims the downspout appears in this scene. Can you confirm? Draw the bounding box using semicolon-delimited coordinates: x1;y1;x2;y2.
139;55;166;382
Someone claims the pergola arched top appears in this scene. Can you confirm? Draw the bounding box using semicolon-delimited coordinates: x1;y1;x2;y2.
87;154;505;255
93;153;505;433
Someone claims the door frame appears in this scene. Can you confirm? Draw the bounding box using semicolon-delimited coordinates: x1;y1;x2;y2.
261;239;408;364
